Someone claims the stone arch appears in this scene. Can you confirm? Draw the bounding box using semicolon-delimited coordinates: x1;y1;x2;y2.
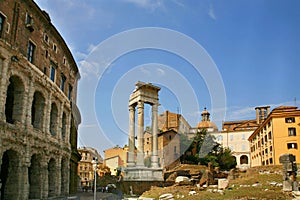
240;155;249;165
48;158;57;197
50;102;58;136
0;149;20;199
29;154;42;199
5;75;25;124
61;111;67;139
61;157;69;195
31;91;45;129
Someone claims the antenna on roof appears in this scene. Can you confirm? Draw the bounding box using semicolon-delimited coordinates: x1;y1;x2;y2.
295;97;297;106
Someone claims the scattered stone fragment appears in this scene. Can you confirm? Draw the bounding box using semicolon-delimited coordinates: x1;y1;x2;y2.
159;193;174;200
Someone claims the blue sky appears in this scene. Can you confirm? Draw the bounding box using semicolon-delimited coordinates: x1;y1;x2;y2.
35;0;300;156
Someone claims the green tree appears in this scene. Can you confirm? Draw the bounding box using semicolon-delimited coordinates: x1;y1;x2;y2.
200;145;236;170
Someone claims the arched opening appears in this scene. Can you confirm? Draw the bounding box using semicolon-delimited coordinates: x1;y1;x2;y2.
48;158;56;197
240;155;249;164
61;158;68;195
31;91;45;129
29;154;42;199
0;150;20;199
61;112;67;139
50;103;58;136
5;76;24;123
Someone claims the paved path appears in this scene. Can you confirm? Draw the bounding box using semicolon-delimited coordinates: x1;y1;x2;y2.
75;192;123;200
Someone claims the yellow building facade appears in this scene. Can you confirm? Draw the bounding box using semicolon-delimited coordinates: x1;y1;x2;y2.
77;147;103;187
249;106;300;166
103;145;129;175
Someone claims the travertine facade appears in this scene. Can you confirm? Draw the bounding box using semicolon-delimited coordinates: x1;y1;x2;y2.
0;0;81;199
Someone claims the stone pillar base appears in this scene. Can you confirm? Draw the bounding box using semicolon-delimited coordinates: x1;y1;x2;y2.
124;166;163;181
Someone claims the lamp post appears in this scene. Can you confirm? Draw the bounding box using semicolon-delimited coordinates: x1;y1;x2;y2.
91;157;98;200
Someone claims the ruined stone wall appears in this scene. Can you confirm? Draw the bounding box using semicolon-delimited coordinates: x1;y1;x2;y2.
0;0;81;199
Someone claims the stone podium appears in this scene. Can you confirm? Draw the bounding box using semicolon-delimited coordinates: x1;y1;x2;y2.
124;81;163;181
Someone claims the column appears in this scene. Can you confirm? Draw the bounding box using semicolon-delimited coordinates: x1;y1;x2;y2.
137;101;144;167
127;105;135;167
151;103;159;168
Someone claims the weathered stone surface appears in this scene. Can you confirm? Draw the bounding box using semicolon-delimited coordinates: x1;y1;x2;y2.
175;176;190;183
0;0;81;199
159;193;174;200
218;178;229;190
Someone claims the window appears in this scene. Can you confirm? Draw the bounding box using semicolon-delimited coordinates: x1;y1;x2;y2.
25;13;34;31
27;41;35;63
25;13;33;25
287;143;298;149
45;50;48;58
241;134;245;140
53;44;57;52
50;62;57;82
230;135;233;141
285;117;295;123
0;13;5;38
241;144;246;151
68;84;72;100
174;146;177;154
169;135;172;140
217;135;223;141
60;74;66;91
44;34;49;43
268;131;272;140
288;128;296;136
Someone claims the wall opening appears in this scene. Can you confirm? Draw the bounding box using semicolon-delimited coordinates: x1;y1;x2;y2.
50;103;58;136
48;158;56;197
31;91;45;129
0;150;20;199
5;76;24;123
61;158;68;195
240;155;249;164
62;112;67;139
29;154;42;199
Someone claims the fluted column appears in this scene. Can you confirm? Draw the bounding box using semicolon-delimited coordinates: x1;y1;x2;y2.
137;101;144;167
151;103;159;168
127;105;135;167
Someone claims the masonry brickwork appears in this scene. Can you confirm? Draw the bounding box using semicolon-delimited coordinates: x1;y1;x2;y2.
0;0;81;199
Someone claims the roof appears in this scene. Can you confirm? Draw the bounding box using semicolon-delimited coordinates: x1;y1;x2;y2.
248;106;300;141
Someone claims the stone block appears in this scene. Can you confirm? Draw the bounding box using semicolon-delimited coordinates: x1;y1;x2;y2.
175;176;190;183
218;178;229;190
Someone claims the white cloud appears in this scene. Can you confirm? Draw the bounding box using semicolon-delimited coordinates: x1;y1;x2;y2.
208;4;216;20
225;101;300;121
124;0;164;11
156;68;165;76
140;67;151;75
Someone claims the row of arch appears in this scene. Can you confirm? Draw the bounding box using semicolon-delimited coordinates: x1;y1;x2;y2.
0;149;69;199
4;74;70;139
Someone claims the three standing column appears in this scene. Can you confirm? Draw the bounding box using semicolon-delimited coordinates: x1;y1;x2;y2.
127;105;135;167
136;101;144;167
151;103;159;168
